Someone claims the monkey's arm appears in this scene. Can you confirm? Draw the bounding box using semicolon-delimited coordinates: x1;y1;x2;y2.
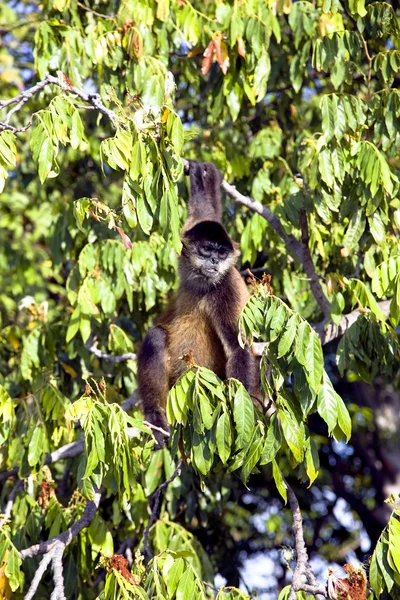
184;161;223;227
137;326;170;447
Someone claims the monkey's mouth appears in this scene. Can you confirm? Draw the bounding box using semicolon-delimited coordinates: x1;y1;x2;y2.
201;267;219;278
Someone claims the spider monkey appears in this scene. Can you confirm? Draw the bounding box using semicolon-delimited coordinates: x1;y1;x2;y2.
138;160;258;445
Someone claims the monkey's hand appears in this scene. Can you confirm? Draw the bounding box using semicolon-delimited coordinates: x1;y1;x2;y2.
145;408;170;450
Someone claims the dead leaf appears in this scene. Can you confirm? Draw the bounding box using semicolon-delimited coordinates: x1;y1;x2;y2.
116;227;133;250
201;41;214;75
237;36;246;58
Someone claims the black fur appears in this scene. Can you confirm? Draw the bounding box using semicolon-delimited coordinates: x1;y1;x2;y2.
137;326;170;447
184;221;233;249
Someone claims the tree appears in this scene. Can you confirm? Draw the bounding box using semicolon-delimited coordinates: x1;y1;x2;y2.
0;0;400;598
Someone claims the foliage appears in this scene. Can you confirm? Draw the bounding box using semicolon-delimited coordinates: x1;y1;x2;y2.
0;0;400;599
369;507;400;599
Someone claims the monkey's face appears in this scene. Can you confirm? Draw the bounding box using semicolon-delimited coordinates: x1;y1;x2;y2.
193;239;236;280
181;238;238;289
181;221;239;289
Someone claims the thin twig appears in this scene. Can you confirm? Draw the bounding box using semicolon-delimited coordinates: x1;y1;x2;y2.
360;32;373;100
284;479;327;599
121;391;140;412
217;173;330;318
76;1;115;19
0;479;23;527
86;340;137;363
0;74;116;132
0;19;41;35
299;207;330;318
142;459;183;560
143;420;170;439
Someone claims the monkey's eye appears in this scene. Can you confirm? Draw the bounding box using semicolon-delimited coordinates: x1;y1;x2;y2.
199;244;212;257
218;247;228;259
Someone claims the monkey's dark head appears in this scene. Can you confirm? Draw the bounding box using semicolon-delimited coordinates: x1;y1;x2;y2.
180;221;239;291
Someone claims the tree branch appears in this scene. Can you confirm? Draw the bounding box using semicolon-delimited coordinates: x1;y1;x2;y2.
142;459;183;560
20;491;100;600
76;1;115;19
24;552;54;600
284;479;327;600
314;299;391;345
85;339;136;363
299;207;330;318
252;299;392;356
0;467;18;483
50;542;67;600
222;179;330;317
0;479;23;527
0;74;116;132
20;490;101;560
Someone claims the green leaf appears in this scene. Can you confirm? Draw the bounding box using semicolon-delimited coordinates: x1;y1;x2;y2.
305;438;319;485
0;131;16;167
167;113;184;154
254;50;271;102
240;432;263;483
277;585;291;600
80;314;92;344
279;407;305;463
5;545;22;592
317;371;339;435
130;139;146;181
73;198;91;232
277;314;297;358
232;382;254;450
227;83;243;122
348;0;367;16
176;565;196;600
295;321;311;366
21;328;41;381
136;193;153;235
369;546;383;595
166;558;185;596
388;516;400;573
305;333;324;391
260;412;282;465
369;212;385;245
38;137;55;183
343;210;366;249
28;424;44;467
66;307;80;343
272;460;287;503
71;110;84;149
192;431;213;476
216;412;232;465
318;149;335;188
